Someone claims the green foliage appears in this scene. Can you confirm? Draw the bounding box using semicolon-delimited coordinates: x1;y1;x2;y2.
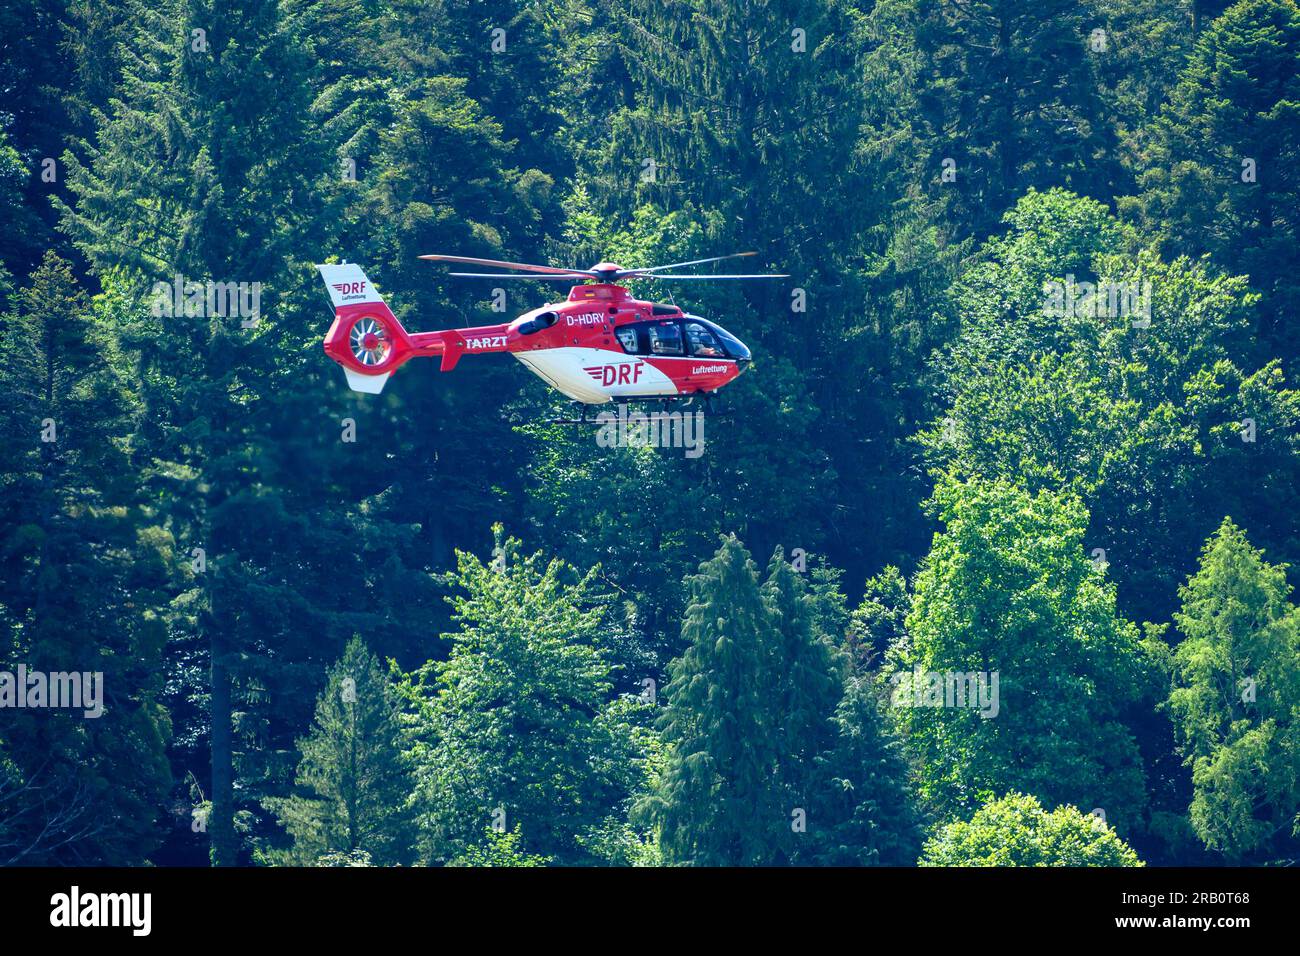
920;793;1144;867
6;0;1299;869
1167;519;1300;861
451;826;551;868
54;0;446;864
315;849;374;867
638;536;792;865
869;0;1120;242
0;125;29;287
402;527;650;865
0;252;171;864
808;677;923;866
267;638;415;866
1126;0;1300;358
848;566;910;670
1093;0;1195;143
896;475;1151;831
762;550;844;806
641;537;918;865
924;187;1300;625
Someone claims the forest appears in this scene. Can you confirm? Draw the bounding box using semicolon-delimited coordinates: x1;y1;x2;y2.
1;0;1298;869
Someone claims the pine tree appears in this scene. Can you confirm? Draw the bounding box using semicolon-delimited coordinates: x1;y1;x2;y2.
412;0;565;179
57;0;441;865
847;566;910;671
1092;0;1195;150
605;0;865;262
268;638;415;866
806;678;922;866
1127;0;1300;360
1168;519;1300;861
0;0;77;278
598;0;869;384
641;538;917;865
0;252;171;864
639;536;786;865
761;548;843;862
56;0;334;866
870;0;1120;243
336;66;557;579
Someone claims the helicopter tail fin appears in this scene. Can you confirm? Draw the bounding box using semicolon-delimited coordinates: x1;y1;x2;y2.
317;263;414;394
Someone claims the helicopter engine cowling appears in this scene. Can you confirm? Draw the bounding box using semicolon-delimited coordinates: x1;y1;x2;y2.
516;311;560;335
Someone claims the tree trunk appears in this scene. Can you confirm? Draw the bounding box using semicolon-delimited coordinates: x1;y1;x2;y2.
209;596;237;865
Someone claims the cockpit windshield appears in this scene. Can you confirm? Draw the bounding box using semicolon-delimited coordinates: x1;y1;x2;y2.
687;315;751;361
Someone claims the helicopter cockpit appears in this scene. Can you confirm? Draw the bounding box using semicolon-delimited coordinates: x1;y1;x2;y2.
614;312;751;362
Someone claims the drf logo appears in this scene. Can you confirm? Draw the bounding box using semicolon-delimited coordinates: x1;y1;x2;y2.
585;363;644;387
332;281;366;296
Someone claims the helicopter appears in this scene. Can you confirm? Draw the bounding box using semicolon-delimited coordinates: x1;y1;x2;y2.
316;253;785;416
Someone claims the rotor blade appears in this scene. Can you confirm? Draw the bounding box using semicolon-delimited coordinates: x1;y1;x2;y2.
420;254;594;276
447;272;592;280
623;252;757;275
637;273;790;280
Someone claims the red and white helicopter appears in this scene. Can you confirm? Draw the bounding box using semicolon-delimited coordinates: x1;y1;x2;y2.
316;253;784;413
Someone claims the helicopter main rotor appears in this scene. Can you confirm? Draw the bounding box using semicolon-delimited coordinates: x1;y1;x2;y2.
417;251;788;283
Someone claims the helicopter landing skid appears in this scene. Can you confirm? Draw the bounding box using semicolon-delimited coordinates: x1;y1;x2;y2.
547;393;725;425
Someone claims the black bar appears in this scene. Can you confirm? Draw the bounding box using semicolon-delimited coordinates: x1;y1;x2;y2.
0;866;1284;941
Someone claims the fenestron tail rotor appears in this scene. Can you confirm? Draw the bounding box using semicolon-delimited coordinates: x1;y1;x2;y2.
349;316;391;366
420;251;787;283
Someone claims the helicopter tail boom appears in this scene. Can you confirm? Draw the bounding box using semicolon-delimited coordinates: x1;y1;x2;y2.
318;263;512;392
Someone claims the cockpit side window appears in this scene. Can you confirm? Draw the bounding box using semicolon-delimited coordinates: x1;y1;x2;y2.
615;327;640;354
648;323;683;356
